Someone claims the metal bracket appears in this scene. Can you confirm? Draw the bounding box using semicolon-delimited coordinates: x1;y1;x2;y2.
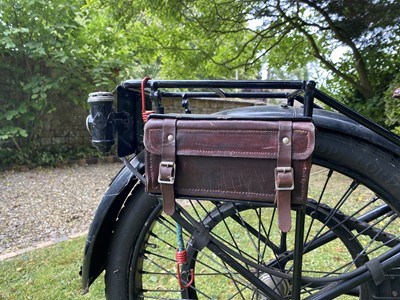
275;167;295;191
182;94;191;114
188;225;212;251
365;258;385;286
158;161;176;184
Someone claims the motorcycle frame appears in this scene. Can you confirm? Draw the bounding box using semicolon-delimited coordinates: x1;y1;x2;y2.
82;79;400;298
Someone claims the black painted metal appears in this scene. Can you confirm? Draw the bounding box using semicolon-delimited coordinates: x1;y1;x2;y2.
121;79;400;147
314;89;400;146
84;79;400;297
303;81;316;118
80;152;144;291
172;208;281;299
116;87;140;157
87;92;115;153
161;91;289;99
307;250;400;299
292;208;306;299
122;79;305;90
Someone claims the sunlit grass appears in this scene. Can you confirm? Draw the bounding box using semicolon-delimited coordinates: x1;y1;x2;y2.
1;166;399;299
0;236;104;300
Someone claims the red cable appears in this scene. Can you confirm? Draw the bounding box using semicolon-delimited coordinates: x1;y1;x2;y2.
176;249;194;289
141;77;155;123
176;248;188;264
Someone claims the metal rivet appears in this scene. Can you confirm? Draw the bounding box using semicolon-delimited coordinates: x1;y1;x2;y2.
167;134;174;142
282;137;290;144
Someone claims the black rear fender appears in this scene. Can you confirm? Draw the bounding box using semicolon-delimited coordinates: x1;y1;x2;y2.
216;106;399;156
80;152;144;292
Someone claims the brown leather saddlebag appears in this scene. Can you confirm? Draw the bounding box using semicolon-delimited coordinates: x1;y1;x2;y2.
144;114;315;232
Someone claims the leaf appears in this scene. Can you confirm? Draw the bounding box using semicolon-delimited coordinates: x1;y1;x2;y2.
32;86;41;94
60;56;68;63
0;126;27;140
3;37;16;49
20;129;28;137
23;83;34;91
5;110;19;121
18;103;28;114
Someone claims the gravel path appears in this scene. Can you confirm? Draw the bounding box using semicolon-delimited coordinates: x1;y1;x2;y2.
0;162;124;255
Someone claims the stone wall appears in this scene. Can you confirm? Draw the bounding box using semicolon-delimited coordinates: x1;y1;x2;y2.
35;97;265;151
162;97;264;113
35;101;92;151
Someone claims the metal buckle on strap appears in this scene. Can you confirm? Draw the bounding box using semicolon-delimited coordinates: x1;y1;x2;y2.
158;161;176;184
275;167;294;191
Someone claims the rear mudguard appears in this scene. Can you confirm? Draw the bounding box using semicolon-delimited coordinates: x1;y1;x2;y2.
80;152;145;293
81;106;399;292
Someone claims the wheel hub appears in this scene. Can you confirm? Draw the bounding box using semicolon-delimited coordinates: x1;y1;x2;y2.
255;273;290;299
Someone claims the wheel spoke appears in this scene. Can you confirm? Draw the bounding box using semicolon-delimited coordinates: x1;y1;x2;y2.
128;167;400;299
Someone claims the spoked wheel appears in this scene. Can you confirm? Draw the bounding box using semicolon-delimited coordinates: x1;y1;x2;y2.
179;198;374;299
105;132;400;299
122;195;372;299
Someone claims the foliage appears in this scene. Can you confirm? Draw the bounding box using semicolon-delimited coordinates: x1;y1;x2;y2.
383;73;400;135
0;0;159;166
1;1;79;147
0;145;108;169
103;0;400;129
97;1;262;80
1;0;399;167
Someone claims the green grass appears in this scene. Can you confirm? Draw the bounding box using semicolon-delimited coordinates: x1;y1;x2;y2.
1;167;398;299
0;236;104;300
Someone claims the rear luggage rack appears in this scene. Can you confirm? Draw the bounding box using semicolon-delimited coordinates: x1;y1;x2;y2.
86;79;400;157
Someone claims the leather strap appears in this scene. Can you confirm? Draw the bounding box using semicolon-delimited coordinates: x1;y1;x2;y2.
275;121;294;232
159;119;177;215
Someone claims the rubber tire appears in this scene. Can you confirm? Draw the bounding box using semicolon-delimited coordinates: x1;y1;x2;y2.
105;130;400;299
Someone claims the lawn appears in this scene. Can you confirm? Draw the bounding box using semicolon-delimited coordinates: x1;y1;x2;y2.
0;166;396;299
0;236;104;299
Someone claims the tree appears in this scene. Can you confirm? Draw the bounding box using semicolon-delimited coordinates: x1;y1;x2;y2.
106;0;400;126
0;0;159;165
0;0;95;158
384;73;400;134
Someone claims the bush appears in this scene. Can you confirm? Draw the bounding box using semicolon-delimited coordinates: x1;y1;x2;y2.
0;146;109;170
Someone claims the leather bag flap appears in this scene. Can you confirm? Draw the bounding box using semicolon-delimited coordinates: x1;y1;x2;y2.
144;118;315;160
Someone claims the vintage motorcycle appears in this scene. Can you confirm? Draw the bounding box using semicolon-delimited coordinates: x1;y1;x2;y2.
80;78;400;299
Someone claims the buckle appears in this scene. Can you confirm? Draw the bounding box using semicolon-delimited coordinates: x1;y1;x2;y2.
158;161;176;184
275;167;294;191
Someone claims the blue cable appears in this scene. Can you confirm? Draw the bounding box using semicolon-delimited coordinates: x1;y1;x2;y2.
176;222;185;251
